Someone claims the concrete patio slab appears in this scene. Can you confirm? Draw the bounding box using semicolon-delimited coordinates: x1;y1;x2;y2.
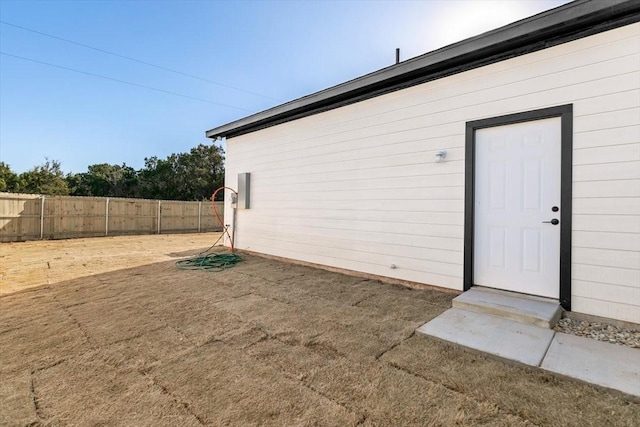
452;287;563;328
418;307;640;399
416;308;555;366
541;332;640;397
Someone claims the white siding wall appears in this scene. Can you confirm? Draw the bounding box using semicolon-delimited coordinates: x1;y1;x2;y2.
225;23;640;323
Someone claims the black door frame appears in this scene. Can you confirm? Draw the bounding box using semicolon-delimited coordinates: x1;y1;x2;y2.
464;104;573;311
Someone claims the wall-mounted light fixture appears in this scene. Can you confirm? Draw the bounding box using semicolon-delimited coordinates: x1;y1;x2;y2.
435;150;447;163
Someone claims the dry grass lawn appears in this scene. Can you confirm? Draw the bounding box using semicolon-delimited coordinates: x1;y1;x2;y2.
1;234;638;426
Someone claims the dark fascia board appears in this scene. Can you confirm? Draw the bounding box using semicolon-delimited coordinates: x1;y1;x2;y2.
206;0;640;140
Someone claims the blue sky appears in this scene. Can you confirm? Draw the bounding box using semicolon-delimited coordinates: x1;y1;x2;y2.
1;0;569;174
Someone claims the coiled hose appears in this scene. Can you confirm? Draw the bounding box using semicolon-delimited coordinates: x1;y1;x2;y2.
175;252;243;271
175;186;243;271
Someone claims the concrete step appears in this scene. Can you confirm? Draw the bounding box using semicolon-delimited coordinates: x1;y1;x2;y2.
452;287;563;328
416;308;555;366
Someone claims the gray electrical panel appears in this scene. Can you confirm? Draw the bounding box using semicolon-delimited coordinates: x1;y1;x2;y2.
238;173;250;209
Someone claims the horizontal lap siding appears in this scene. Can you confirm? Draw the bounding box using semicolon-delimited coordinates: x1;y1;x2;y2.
568;25;640;323
225;23;640;323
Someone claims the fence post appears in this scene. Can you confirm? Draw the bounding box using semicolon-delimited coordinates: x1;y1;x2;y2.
157;200;161;234
198;201;202;232
105;197;110;236
40;195;45;239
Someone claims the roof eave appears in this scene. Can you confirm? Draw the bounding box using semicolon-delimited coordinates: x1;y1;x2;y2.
206;0;640;140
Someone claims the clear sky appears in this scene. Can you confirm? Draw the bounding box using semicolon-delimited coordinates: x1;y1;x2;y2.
0;0;570;174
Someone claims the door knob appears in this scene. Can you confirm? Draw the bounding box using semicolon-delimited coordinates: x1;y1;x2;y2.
542;218;559;225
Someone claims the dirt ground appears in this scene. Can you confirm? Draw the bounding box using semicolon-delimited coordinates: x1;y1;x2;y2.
0;234;226;295
1;234;638;426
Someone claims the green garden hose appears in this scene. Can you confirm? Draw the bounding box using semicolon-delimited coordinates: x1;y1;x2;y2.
175;252;243;271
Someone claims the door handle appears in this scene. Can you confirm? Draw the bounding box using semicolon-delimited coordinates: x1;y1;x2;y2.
542;218;559;225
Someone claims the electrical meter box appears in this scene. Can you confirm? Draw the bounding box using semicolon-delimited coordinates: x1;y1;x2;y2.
237;173;250;209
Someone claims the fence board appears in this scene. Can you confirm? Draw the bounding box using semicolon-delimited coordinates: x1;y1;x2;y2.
0;193;42;241
160;200;197;233
108;198;158;236
0;193;224;242
43;196;106;239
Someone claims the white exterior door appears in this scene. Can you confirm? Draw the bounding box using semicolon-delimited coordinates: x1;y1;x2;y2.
474;117;561;298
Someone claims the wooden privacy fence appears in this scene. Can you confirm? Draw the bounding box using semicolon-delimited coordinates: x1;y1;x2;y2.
0;192;225;242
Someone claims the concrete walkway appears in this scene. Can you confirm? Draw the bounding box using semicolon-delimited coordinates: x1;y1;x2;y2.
417;289;640;398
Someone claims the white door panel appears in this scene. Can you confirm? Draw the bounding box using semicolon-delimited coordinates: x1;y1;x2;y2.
474;118;561;298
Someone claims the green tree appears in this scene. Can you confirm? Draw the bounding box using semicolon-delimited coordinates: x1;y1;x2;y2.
68;163;139;197
8;142;224;200
0;162;19;192
139;144;224;200
138;156;174;199
17;159;69;195
175;143;225;200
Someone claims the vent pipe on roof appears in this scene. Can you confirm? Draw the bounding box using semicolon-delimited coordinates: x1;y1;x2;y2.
395;48;400;64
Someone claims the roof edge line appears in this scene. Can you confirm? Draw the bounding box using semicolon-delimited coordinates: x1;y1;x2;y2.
206;0;640;140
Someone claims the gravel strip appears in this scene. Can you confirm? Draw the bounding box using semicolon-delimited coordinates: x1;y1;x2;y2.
554;318;640;349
